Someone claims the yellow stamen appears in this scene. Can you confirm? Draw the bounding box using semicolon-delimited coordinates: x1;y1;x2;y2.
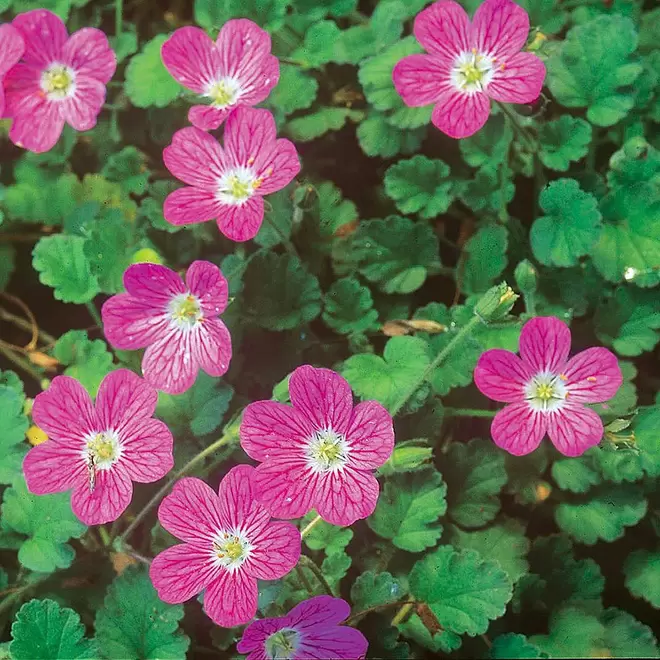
587;376;597;382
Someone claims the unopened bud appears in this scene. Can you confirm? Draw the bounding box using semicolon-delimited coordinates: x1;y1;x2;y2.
514;260;538;295
379;443;433;476
474;282;519;323
131;247;163;265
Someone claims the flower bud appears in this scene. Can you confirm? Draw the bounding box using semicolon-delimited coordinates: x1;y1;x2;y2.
378;442;433;476
131;247;163;265
474;282;519;323
514;260;538;295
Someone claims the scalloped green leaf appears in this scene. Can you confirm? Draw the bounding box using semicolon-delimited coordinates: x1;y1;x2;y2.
624;550;660;608
323;277;379;335
350;571;406;611
0;385;29;485
538;116;592;172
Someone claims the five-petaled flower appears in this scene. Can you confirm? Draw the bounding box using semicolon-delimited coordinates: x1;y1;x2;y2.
237;595;369;660
23;369;174;525
161;20;279;131
0;24;24;117
474;316;622;457
150;466;301;628
240;365;395;527
4;9;116;153
393;0;546;139
102;260;232;395
163;107;300;241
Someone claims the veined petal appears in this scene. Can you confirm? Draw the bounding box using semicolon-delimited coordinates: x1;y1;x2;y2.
431;88;491;139
161;26;220;93
298;627;369;660
9;95;65;153
254;138;300;195
563;347;622;404
237;618;282;654
3;62;41;118
345;401;394;470
223;106;276;168
286;595;350;630
101;293;170;351
70;466;132;525
142;327;199;394
12;9;67;65
471;0;530;60
120;417;174;483
393;54;449;107
192;318;232;378
487;51;546;104
216;196;264;242
164;187;224;227
236;54;279;105
163;126;226;189
61;75;105;131
547;403;604;457
217;19;272;79
490;402;546;456
122;262;185;303
217;465;269;534
0;24;25;77
245;521;300;580
62;28;116;83
23;439;85;495
315;467;380;527
474;349;531;403
414;1;470;62
186;260;229;314
519;316;571;374
188;104;231;131
204;569;258;628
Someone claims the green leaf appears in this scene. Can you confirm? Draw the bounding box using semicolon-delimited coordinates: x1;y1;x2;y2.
125;35;183;108
109;29;138;63
398;614;462;654
101;146;149;196
531;179;602;267
635;405;660;477
241;252;322;330
357;111;426;158
255;187;294;249
52;330;114;397
267;64;318;116
10;599;95;660
32;235;99;304
547;15;642;126
2;476;86;573
194;0;290;32
286;107;362;142
446;519;530;583
518;0;567;34
460;165;514;213
322;549;352;592
384;155;454;219
552;455;601;494
461;224;509;294
538;116;592;171
409;546;513;636
489;633;544;659
600;607;660;658
350;571;406;611
95;567;190;659
459;115;512;168
301;512;352;555
342;336;430;411
608;138;660;192
0;385;28;485
624;550;660;608
530;607;605;658
555;484;647;545
444;439;508;528
290;21;344;68
368;470;447;552
323;277;379;335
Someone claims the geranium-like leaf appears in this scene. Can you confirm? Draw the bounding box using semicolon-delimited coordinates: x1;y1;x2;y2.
624;550;660;608
0;384;29;485
489;633;544;659
350;571;406;611
460;224;509;294
538;116;592;171
323;277;379;335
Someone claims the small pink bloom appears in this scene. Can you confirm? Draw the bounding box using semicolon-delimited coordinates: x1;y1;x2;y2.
23;369;173;525
240;365;395;527
0;24;24;117
162;107;300;241
474;317;623;457
237;595;368;660
161;20;279;131
101;260;232;395
4;9;116;153
150;466;301;628
393;0;546;139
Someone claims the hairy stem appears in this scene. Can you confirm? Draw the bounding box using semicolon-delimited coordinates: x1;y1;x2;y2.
391;602;415;626
298;555;334;596
444;407;498;418
346;600;416;625
300;514;322;539
85;301;103;328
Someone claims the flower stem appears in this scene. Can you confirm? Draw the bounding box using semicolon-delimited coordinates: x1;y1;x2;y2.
391;602;415;626
0;343;45;386
390;315;482;417
346;600;416;625
444;407;497;418
115;0;123;37
85;301;103;328
497;101;535;150
264;212;298;260
98;526;112;547
117;434;233;545
300;514;322;539
0;303;56;346
298;555;334;596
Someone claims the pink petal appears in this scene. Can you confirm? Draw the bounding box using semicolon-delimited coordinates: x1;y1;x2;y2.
23;439;85;495
315;467;380;527
298;628;369;660
9;95;64;153
254;138;300;195
563;347;622;404
185;260;228;314
392;54;449;107
192;318;232;378
12;9;67;65
431;88;491;139
519;316;571;375
487;52;546;104
120;417;174;483
61;75;105;131
217;19;272;79
3;62;40;117
474;349;532;403
547;404;604;457
95;369;158;435
150;542;221;603
223;106;276;169
101;293;169;351
216;196;264;242
163;126;226;189
164;187;224;227
245;521;301;580
204;569;258;627
32;375;97;443
490;402;546;456
142;328;199;395
414;1;471;63
289;366;354;436
240;400;314;462
70;466;132;525
286;595;350;629
161;26;219;94
0;24;25;77
0;87;6;120
188;105;231;131
158;477;224;544
237;618;282;654
345;401;394;470
62;28;116;84
236;54;279;106
471;0;530;60
217;465;270;535
123;262;185;303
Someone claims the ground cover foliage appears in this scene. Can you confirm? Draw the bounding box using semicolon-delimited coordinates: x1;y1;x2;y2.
0;0;659;658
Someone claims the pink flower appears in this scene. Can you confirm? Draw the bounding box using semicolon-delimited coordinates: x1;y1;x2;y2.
237;595;368;660
240;365;395;527
4;9;116;153
0;24;24;117
161;20;279;131
474;316;623;457
393;0;546;139
150;466;301;628
162;107;300;241
23;369;173;525
101;260;232;395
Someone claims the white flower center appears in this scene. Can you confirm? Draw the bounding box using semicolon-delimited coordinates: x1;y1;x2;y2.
217;166;263;205
41;64;76;100
205;77;242;108
265;629;300;660
168;292;203;330
451;49;495;93
306;428;350;474
525;371;568;412
212;530;252;571
82;430;121;492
